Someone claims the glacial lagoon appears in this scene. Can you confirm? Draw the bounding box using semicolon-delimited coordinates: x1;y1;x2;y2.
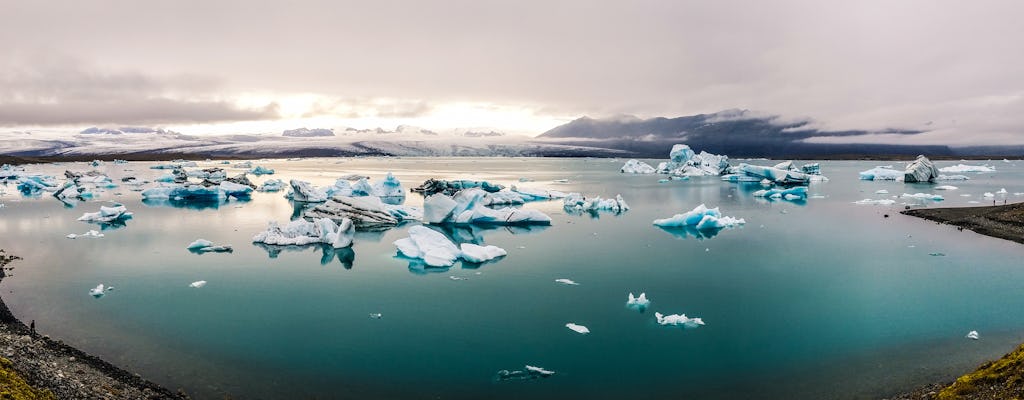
2;157;1024;399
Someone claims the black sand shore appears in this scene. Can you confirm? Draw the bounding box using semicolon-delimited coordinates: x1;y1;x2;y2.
902;202;1024;245
0;250;188;399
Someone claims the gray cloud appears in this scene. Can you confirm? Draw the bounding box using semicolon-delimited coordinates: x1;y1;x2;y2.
1;0;1022;143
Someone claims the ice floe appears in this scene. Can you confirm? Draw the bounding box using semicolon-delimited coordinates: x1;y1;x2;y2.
394;225;462;267
940;164;995;173
412;179;504;196
250;165;275;175
286;179;329;203
304;195;420;230
67;230;104;239
854;199;897;206
187;239;233;253
753;186;808;200
142;181;252;202
189;280;207;288
252;217;355;248
934;185;958;190
563;193;630;214
510;186;567;201
459;243;508;263
565;323;590;334
859;167;904;181
620;159;657;174
655;144;731;176
653;204;745;230
655;312;705;327
738;163;812;185
77;204;134;224
555;279;579;285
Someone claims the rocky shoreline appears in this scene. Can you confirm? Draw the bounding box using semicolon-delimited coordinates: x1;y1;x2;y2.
0;250;188;399
902;202;1024;245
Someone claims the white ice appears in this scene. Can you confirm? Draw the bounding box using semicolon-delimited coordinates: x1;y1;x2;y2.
252;217;355;248
565;323;590;334
555;279;579;285
77;204;133;223
934;185;958;190
966;330;979;340
424;188;552;225
655;312;706;327
89;284;106;298
67;230;104;239
189;280;207;288
901;193;943;201
459;243;508;263
653;204;745;230
859;167;903;181
620;159;657;174
854;199;897;205
626;293;650;309
875;189;890;194
940;164;996;173
257;179;285;192
563;192;630;213
394;225;462;267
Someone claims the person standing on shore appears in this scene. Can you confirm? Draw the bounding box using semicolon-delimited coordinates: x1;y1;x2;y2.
30;320;35;335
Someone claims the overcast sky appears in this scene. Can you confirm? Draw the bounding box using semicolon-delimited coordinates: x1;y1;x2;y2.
1;0;1022;144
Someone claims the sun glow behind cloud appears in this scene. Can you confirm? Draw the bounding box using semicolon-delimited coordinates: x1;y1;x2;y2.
166;93;572;137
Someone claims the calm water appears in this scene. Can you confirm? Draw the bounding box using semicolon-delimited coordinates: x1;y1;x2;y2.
1;157;1023;399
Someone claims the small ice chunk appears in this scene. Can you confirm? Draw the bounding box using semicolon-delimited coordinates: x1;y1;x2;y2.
983;192;994;198
449;276;467;281
934;185;958;190
996;188;1008;195
187;239;214;250
555;279;579;286
189;280;207;288
626;292;650;310
496;365;555;381
369;313;383;319
655;312;706;327
459;243;507;263
929;252;945;257
901;193;944;201
67;230;104;239
966;330;979;340
89;284;106;298
875;189;889;194
565;323;590;334
524;365;555;376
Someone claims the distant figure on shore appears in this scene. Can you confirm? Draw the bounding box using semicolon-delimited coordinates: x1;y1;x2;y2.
30;319;35;335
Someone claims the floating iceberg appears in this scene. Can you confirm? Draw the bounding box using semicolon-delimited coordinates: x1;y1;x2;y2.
721;174;763;183
653;204;745;230
305;195;415;230
252;217;355;248
901;193;944;201
459;243;508;263
411;179;504;196
555;279;579;286
189;280;207;288
738;163;811;185
481;191;528;206
939;164;995;173
223;173;256;189
186;168;227;181
996;188;1008;195
655;145;730;176
655;312;705;327
423;189;552;225
77;204;134;224
371;172;405;199
67;230;104;239
904;155;939;183
563;193;630;213
966;330;979;340
250;165;275;175
854;199;897;205
89;284;106;298
565;323;590;334
620;159;656;174
394;225;462;267
187;239;233;253
753;186;808;200
142;181;252;202
859;167;904;181
257;179;285;192
983;192;994;198
934;185;958;190
496;365;555;381
875;189;890;194
626;293;650;310
287;180;329;203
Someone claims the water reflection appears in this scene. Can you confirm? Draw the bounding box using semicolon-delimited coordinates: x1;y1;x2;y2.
142;197;251;210
428;223;549;245
251;243;356;268
655;225;729;240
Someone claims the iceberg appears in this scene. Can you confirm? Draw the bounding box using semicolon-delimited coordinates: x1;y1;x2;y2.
983;192;994;198
304;196;401;230
626;292;650;310
142;181;252;202
394;225;462;267
752;186;808;200
854;199;897;205
509;186;567;201
875;189;890;194
653;204;745;230
904;155;940;183
67;230;104;239
738;163;811;185
655;145;730;176
966;330;979;340
424;188;552;225
257;179;285;192
934;185;958;190
459;243;508;263
89;284;106;298
565;323;590;334
563;193;630;213
620;159;656;174
53;181;95;201
224;173;256;189
939;164;995;173
252;217;355;248
721;174;763;183
411;179;504;196
187;168;227;181
905;193;942;202
287;179;329;203
481;190;528;206
996;188;1008;195
371;172;405;199
859;167;904;181
187;239;233;253
555;279;579;286
77;204;134;224
496;365;555;381
189;280;207;288
655;312;705;327
250;165;275;175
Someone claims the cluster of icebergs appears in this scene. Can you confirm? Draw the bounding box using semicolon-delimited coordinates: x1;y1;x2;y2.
423;188;552;225
287;173;405;203
859;156;991;183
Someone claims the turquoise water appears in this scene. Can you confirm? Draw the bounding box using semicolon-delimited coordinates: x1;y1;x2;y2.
1;157;1024;399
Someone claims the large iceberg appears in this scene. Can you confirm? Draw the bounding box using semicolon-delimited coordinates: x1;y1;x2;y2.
859;167;904;181
620;159;656;174
78;204;134;224
394;226;508;267
904;155;940;183
287;179;329;203
422;189;552;225
656;145;730;176
252;217;355;248
563;193;630;213
304;195;414;230
939;164;996;173
653;204;745;230
738;163;811;185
